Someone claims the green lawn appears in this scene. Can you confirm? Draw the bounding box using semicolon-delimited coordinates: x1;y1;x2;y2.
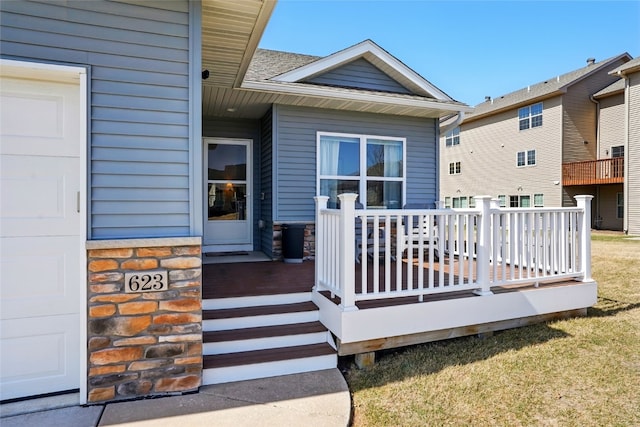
344;233;640;426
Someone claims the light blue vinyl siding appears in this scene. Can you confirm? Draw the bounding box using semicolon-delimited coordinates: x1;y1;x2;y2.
0;0;191;239
274;105;437;222
260;110;274;256
305;58;412;94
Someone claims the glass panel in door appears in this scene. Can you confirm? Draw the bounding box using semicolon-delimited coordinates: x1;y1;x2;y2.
204;139;252;249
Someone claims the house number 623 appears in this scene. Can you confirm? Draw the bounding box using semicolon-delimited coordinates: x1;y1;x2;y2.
124;271;168;293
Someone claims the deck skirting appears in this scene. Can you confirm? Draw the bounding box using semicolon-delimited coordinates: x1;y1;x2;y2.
313;280;597;354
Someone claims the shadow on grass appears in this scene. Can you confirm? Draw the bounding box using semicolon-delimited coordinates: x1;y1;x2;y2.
341;321;571;391
588;296;640;317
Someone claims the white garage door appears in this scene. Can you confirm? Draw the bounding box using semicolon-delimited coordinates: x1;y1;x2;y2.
1;61;86;401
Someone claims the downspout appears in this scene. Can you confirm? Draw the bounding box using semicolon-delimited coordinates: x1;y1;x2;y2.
438;111;465;207
589;94;600;228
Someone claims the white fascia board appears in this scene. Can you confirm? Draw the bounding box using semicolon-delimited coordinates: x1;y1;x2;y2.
270;40;452;101
241;80;473;114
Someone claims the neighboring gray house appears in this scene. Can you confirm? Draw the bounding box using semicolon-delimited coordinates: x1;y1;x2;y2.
439;53;632;230
0;0;470;404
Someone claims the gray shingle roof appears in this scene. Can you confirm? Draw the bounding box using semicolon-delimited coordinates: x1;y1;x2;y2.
245;49;321;81
593;79;625;98
464;53;631;123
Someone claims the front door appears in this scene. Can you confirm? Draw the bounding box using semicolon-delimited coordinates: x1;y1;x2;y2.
203;138;252;252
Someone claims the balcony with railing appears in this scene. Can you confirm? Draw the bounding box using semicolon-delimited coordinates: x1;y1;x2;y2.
562;158;624;186
313;194;597;356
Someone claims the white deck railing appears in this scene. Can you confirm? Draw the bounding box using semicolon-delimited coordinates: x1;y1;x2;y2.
314;194;593;311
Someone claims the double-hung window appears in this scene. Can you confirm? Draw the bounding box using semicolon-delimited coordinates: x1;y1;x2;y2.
317;133;405;208
517;150;536;167
518;102;543;130
445;127;460;146
449;161;461;175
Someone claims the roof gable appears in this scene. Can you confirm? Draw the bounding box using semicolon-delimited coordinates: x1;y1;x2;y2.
269;39;452;100
304;58;413;94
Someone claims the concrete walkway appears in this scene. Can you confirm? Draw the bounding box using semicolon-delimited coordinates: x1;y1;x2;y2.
1;369;351;427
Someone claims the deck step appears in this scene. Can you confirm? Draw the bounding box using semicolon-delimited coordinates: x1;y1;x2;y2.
203;343;336;369
203;301;318;320
201;296;337;385
204;321;327;343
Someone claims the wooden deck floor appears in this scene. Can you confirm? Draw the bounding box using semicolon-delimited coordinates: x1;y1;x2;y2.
202;257;576;302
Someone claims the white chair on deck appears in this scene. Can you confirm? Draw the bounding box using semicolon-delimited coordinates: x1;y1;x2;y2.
402;202;439;261
354;202;393;263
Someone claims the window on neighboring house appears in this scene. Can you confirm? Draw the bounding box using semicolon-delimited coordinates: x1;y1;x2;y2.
517;150;536;167
611;146;624;178
519;102;543;130
445;197;451;208
452;196;467;208
449;161;461;175
318;133;405;208
519;195;531;207
445;127;460;147
468;196;476;208
611;146;624;158
617;192;624;219
534;193;544;207
509;195;519;207
498;195;506;207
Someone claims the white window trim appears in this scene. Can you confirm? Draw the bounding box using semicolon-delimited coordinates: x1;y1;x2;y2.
449;161;461;175
445;127;460;147
316;131;407;208
518;102;543;130
516;150;536;167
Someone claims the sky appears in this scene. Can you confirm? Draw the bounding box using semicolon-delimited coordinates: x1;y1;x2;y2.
258;0;640;106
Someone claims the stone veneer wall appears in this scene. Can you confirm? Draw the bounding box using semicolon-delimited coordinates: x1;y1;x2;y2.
271;223;315;260
86;237;202;403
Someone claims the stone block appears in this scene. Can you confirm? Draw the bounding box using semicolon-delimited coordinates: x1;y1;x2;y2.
172;246;201;256
141;290;180;300
89;365;126;377
153;313;201;325
88;337;111;351
168;268;201;281
90;347;143;365
159;333;201;343
89;259;119;272
117;380;153;396
137;247;172;257
89;304;116;318
144;343;184;359
88;386;115;402
159;299;200;312
89;272;124;283
90;284;121;294
89;372;139;387
89;316;151;337
168;323;201;334
154;375;200;392
140;365;186;380
89;248;133;258
160;257;202;269
186;343;202;356
118;301;158;315
128;360;170;371
90;294;139;304
112;336;156;347
174;356;202;366
120;258;158;270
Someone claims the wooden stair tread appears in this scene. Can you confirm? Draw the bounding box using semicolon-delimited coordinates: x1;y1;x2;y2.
203;321;326;343
203;301;317;320
203;343;336;369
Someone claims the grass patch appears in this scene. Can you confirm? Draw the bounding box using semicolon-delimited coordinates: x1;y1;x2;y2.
344;234;640;426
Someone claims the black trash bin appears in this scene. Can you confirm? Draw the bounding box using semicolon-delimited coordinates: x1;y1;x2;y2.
282;224;305;263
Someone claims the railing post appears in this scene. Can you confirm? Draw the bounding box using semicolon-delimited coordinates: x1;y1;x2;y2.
314;196;329;292
575;195;593;281
338;193;358;311
474;196;493;296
